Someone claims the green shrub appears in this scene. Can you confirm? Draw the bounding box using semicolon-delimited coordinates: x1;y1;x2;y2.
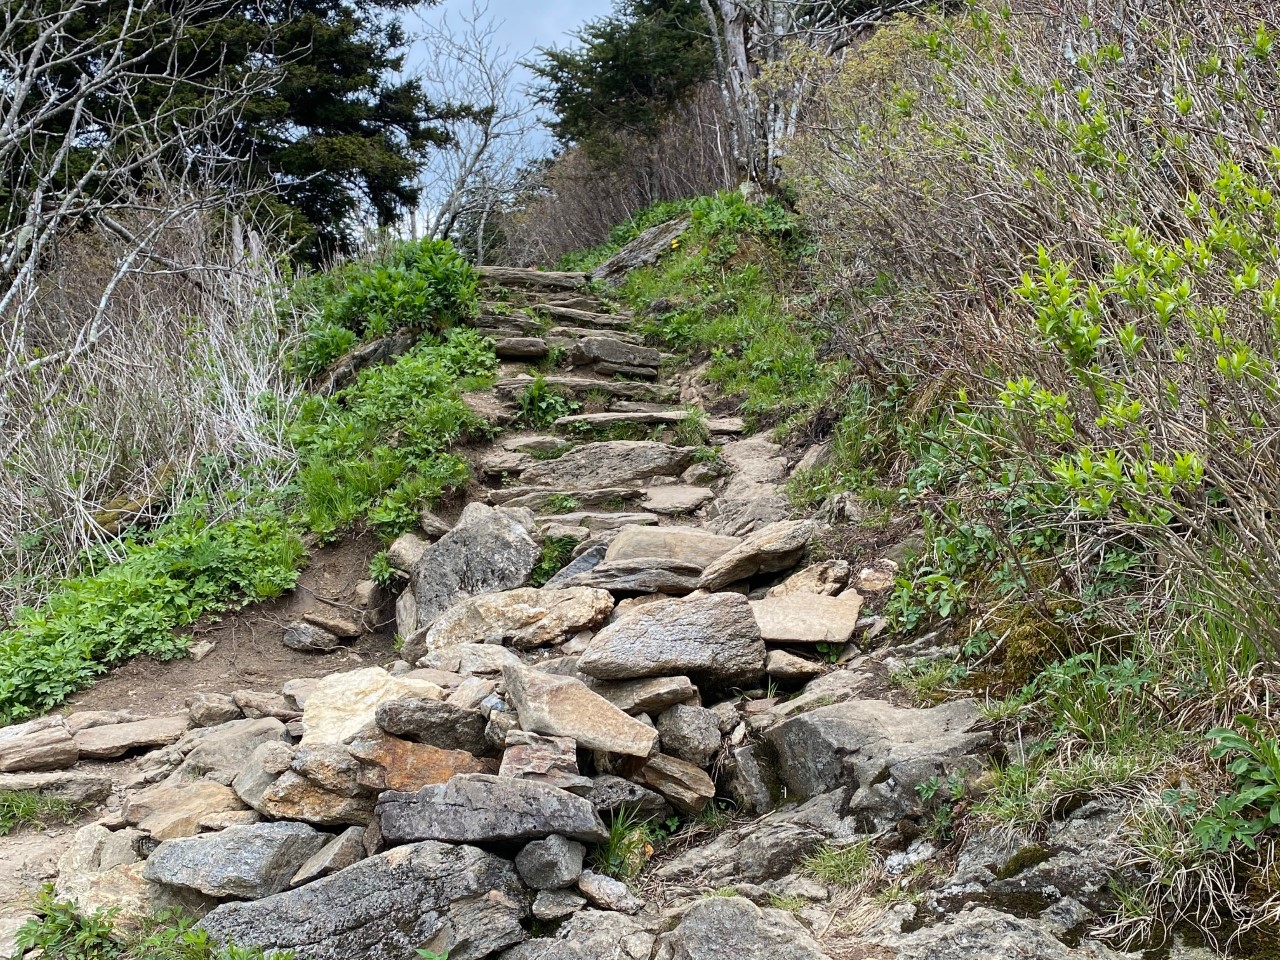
0;510;303;727
515;376;579;428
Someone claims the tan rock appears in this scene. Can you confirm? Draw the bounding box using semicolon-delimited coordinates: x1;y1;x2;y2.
698;519;815;590
631;754;715;814
423;587;614;651
124;780;248;840
504;664;658;757
590;676;699;715
766;560;850;598
387;532;429;571
198;810;262;830
0;716;78;772
257;771;376;826
856;559;898;592
74;715;189;759
64;710;145;735
605;525;740;568
499;730;592;792
347;729;490;792
765;650;827;681
301;668;444;746
749;594;863;645
303;610;363;638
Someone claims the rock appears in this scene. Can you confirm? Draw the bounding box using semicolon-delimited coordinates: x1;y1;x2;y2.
871;904;1132;959
199;840;528;960
590;676;698;715
189;693;242;727
233;690;299;721
604;525;739;568
578;593;765;683
764;650;826;681
567;337;661;369
521;441;694;489
632;753;715;815
749;594;863;645
642;485;716;516
347;728;490;792
721;744;775;816
419;508;453;538
375;698;489;754
396;588;418;638
542;544;607;588
409;503;540;632
387;532;429;571
500;731;592;792
290;826;366;887
144;822;328;900
505;664;657;758
556;557;704;595
515;834;586;890
74;714;189;759
377;774;608;845
501;910;657;960
257;771;376;826
576;871;643;914
170;717;289;786
698;519;815;590
283;621;342;652
656;704;722;767
282;678;319;709
416;587;613;656
302;668;444;746
766;560;850;597
200;810;262;830
502;434;570;455
765;699;992;819
304;610;363;638
55;825;210;923
422;642;522;676
0;770;112;805
479;264;587;290
655;808;825;886
0;716;78;772
591;217;689;284
447;677;495;710
585;775;673;821
652;896;831;960
125;780;248;840
65;709;145;734
496;336;550;359
532;889;586;921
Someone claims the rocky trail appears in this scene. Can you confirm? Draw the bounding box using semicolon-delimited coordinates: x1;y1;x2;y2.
0;262;1141;960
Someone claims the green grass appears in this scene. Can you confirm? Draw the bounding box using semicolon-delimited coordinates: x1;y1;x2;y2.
591;806;656;881
12;888;288;959
529;536;580;587
801;840;877;888
0;791;80;836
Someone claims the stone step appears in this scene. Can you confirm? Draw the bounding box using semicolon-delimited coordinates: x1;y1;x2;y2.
539;512;662;531
477;265;587;291
585;362;658;380
569;337;660;371
493;337;549;360
495;376;678;404
547;326;645;345
554;410;690;430
641;485;716;516
540;296;617;314
471;314;545;336
488;487;645;511
530;304;632;331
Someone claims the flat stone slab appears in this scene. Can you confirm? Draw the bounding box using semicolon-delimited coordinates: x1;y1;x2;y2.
0;717;78;772
144;822;328;899
490;487;644;511
478;265;587;290
530;304;631;330
556;558;704;595
495;337;549;359
522;441;695;489
199;840;527;960
376;774;608;845
641;485;716;516
548;326;644;345
605;525;740;568
504;664;657;757
568;337;661;369
554;410;687;429
495;376;677;404
749;594;864;644
74;714;189;759
543;512;661;532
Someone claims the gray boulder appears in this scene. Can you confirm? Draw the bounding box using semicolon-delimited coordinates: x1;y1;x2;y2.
376;774;608;845
375;698;489;755
657;704;722;767
143;822;327;899
578;593;764;683
556;557;704;595
409;503;540;634
521;441;694;489
652;896;831;960
871;904;1133;959
764;699;991;824
500;910;657;960
515;834;586;890
698;519;814;590
585;774;673;821
199;840;528;960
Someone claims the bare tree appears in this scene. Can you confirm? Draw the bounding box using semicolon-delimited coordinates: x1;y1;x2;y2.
409;1;537;262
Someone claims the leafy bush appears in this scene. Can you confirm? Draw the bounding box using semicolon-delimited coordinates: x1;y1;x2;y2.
0;511;303;724
289;329;497;538
514;376;579;428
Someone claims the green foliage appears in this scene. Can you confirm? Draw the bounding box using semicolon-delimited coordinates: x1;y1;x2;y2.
530;537;580;587
0;511;303;724
368;552;397;588
515;377;580;428
592;806;656;880
13;889;290;960
1195;718;1280;851
288;329;496;538
0;791;79;837
531;0;714;148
